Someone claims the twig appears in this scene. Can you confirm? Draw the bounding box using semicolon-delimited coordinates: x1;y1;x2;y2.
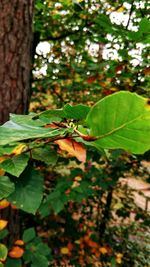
126;0;134;30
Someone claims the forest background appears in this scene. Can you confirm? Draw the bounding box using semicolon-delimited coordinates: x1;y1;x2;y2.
0;0;150;266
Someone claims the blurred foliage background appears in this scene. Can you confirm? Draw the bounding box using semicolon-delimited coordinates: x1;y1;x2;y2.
2;1;149;266
28;0;150;266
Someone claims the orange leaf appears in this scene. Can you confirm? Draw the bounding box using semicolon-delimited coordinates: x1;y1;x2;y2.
0;169;5;176
8;246;24;258
0;199;10;209
67;242;74;251
99;247;108;254
55;138;86;163
0;220;8;230
14;240;24;246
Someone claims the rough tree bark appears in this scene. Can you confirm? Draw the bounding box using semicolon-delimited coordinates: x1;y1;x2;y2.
0;0;34;245
0;0;34;124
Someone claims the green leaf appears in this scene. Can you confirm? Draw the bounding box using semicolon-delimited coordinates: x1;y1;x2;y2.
32;146;58;165
5;259;22;267
34;109;65;121
8;167;44;214
23;228;36;243
40;190;68;215
0;154;29;177
139;18;150;33
0;145;17;156
0;122;67;145
0;243;8;261
10;113;46;127
86;91;150;154
0;262;4;267
0;176;15;199
31;253;48;267
0;229;9;240
63;104;90;120
36;104;90;121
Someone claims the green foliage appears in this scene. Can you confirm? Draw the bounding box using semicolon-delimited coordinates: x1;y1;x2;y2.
86;91;150;153
23;228;36;243
7;167;44;214
0;154;29;177
5;259;22;267
23;229;52;267
0;243;8;262
0;91;150;213
0;230;9;241
32;146;58;165
0;176;15;199
0;122;68;146
1;1;150;266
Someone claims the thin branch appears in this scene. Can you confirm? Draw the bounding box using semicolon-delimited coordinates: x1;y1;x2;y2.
126;0;134;29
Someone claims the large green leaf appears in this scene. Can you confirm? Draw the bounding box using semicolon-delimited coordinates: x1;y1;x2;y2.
35;104;90;121
0;122;68;145
86;91;150;154
8;167;44;214
0;154;29;177
0;176;15;199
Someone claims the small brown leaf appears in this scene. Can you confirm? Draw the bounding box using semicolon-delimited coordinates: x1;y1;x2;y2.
55;138;86;163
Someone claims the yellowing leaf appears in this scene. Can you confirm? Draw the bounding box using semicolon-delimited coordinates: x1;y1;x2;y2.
55;138;86;163
74;176;82;181
0;199;10;209
75;239;80;244
71;181;80;188
0;169;5;176
60;247;69;255
116;253;123;264
8;246;24;258
12;144;27;155
0;243;8;261
0;220;8;230
116;6;125;12
110;87;118;91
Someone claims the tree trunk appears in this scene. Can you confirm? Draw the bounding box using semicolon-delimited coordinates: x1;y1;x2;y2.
0;0;34;246
0;0;34;124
